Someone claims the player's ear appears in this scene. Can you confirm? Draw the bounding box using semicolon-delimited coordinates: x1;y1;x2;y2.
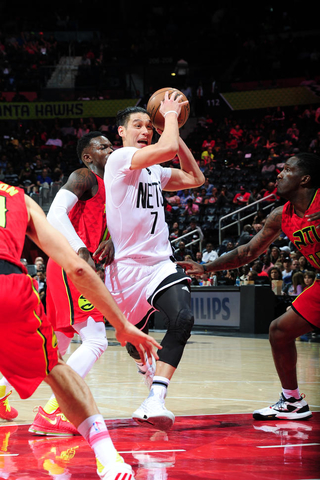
82;153;92;164
118;125;125;138
301;174;311;186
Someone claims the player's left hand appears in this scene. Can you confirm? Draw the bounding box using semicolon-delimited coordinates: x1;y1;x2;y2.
115;323;162;364
93;238;115;265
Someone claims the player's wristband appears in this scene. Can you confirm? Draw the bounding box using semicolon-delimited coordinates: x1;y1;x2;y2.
164;110;179;117
203;264;207;272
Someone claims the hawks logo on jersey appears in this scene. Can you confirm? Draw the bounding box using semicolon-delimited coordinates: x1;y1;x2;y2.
292;224;320;250
282;189;320;269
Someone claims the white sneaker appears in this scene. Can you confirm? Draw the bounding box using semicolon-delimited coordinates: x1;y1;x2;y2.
97;454;134;480
132;396;175;431
137;354;156;390
253;393;312;420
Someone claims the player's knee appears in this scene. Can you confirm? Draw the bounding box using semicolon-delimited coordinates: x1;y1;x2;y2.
82;335;108;359
126;342;141;360
166;307;194;345
269;318;287;347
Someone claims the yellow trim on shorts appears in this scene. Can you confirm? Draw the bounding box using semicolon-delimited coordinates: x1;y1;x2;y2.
28;275;50;376
61;266;74;326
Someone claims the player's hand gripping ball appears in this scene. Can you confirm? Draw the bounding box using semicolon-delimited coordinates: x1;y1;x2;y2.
147;87;190;130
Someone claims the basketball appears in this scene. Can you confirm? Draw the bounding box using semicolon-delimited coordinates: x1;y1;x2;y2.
146;87;190;130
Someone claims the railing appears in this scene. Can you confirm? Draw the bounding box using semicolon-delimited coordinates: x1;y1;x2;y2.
30;183;62;213
170;229;203;253
218;194;277;244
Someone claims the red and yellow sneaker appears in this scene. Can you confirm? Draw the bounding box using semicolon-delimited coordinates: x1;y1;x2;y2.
0;391;18;420
28;406;79;436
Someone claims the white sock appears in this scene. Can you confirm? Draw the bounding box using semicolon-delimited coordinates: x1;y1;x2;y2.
282;387;301;400
77;414;117;469
150;376;170;402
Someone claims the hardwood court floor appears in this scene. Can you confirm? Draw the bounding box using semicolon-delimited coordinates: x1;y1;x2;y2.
1;331;319;479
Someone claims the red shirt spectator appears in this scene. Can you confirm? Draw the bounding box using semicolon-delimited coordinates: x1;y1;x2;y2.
225;134;238;150
230;124;243;141
233;187;250;206
262;182;280;203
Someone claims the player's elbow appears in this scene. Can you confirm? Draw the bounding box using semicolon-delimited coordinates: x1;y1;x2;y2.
65;259;88;282
196;172;205;187
189;172;205;189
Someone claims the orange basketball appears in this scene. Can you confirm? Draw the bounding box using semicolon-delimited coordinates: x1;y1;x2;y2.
146;87;190;130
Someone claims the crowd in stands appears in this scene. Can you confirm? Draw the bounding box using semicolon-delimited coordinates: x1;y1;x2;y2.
0;31;60;93
0;2;319;99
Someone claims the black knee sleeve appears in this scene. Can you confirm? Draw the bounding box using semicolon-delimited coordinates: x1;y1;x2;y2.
164;306;194;345
158;306;194;367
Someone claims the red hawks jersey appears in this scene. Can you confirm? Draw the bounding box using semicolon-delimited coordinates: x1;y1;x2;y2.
68;174;108;254
0;182;28;270
281;189;320;270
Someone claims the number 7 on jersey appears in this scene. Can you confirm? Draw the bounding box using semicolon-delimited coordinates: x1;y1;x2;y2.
150;211;158;234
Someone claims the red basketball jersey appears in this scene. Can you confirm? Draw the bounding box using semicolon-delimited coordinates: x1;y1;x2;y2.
0;182;28;270
68;174;108;254
281;189;320;270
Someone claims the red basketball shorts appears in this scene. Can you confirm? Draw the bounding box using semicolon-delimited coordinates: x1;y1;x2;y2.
292;277;320;329
0;273;59;399
46;258;105;337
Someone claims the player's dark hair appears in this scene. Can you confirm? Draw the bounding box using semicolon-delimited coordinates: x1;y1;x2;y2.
294;152;320;188
116;106;149;128
76;131;105;160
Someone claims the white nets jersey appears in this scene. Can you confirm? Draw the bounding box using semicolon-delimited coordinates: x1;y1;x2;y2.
104;146;173;266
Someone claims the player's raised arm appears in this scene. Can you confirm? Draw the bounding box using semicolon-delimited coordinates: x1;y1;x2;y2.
124;91;185;170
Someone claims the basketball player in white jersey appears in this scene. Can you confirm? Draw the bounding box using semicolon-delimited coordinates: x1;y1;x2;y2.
103;91;205;429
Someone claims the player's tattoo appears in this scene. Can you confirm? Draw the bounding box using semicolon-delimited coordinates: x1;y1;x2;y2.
63;169;96;198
